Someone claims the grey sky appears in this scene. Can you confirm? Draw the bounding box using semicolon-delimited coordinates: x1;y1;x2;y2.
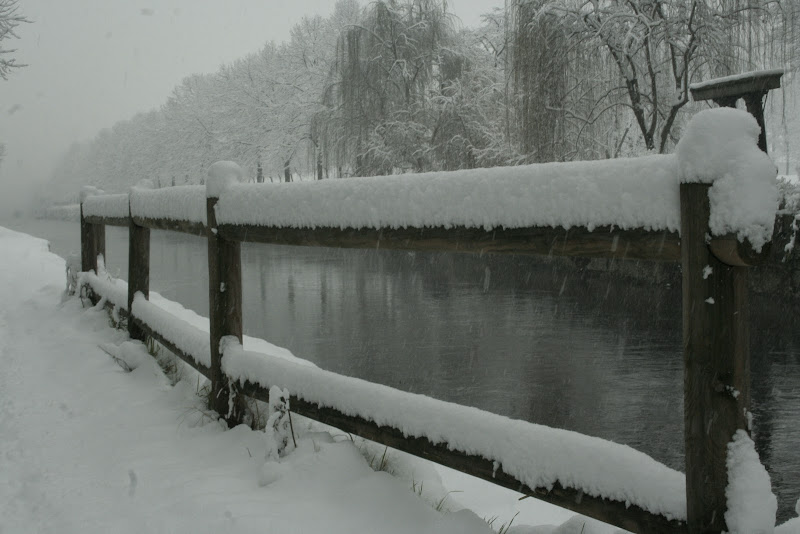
0;0;500;214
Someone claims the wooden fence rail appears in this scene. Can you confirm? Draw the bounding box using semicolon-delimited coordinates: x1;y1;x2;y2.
78;179;773;534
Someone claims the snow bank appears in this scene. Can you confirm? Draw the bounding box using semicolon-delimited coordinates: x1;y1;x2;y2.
207;160;244;198
130;185;206;224
222;339;687;521
725;430;777;533
676;108;778;250
214;155;681;233
131;292;211;368
82;193;130;219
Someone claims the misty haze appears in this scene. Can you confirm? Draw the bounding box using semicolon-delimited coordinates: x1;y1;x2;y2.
1;1;800;533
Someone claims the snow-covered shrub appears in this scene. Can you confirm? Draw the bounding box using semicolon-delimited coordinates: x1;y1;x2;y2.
65;253;80;296
264;386;295;461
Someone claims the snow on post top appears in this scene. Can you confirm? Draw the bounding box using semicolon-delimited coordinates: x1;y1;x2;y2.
79;185;104;204
206;161;244;198
676;107;778;250
676;108;768;184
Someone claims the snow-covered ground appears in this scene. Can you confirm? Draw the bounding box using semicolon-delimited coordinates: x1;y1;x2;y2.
2;226;799;534
0;226;617;533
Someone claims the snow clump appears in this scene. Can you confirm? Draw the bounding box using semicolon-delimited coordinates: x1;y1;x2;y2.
206;160;244;198
79;185;104;203
676;107;778;251
725;429;777;533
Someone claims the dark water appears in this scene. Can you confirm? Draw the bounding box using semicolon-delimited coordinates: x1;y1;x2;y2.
6;218;799;521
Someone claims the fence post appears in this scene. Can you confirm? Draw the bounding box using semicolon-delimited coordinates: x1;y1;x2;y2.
681;184;751;533
80;202;105;275
206;194;243;426
127;196;150;341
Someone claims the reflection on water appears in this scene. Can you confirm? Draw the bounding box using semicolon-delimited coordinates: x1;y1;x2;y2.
6;218;799;521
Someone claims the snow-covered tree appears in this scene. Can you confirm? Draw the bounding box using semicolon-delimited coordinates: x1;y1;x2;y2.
529;0;798;154
318;0;456;176
42;0;799;210
0;0;29;80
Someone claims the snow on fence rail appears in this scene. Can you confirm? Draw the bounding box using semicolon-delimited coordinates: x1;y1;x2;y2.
77;109;782;534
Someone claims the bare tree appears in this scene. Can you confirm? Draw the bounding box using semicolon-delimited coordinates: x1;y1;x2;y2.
533;0;794;154
0;0;30;80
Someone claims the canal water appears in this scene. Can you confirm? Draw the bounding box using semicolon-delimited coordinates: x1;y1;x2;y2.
5;218;799;521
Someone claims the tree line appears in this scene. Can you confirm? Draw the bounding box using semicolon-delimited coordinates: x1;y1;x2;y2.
46;0;797;204
0;0;30;171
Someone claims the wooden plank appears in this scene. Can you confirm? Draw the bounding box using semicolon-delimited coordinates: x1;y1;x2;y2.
132;215;207;237
128;316;212;379
690;70;782;102
206;197;244;424
680;183;751;533
239;379;687;534
218;224;682;262
127;220;150;341
83;214;130;228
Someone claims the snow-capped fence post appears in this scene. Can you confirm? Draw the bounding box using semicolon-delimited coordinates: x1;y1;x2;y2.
127;204;150;341
677;108;777;533
206;162;245;426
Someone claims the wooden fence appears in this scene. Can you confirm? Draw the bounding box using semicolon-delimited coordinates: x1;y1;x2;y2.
78;177;772;534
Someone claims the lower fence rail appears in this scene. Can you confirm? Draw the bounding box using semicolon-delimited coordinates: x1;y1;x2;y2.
84;283;686;534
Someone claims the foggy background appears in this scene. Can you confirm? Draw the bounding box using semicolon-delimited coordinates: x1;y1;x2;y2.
0;0;500;216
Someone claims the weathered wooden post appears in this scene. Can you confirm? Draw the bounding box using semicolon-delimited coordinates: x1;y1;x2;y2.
79;194;106;275
681;183;756;532
80;202;93;273
127;194;150;341
206;163;244;425
690;69;783;153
